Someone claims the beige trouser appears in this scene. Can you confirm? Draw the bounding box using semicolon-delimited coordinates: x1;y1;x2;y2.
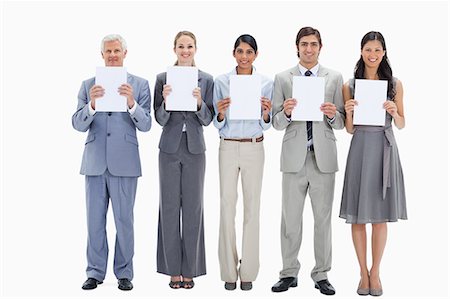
218;138;264;282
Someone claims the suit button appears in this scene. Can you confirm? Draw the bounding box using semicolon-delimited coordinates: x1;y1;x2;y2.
108;112;112;116
107;133;111;136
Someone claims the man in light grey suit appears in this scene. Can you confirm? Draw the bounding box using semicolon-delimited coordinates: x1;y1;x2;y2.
72;34;151;291
271;27;344;295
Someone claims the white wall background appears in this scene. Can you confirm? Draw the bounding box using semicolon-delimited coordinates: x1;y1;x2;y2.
1;1;449;298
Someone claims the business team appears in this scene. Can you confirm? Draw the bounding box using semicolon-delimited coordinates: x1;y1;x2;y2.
73;28;406;296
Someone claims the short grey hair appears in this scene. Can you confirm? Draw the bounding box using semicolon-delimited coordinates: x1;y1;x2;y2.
101;34;127;53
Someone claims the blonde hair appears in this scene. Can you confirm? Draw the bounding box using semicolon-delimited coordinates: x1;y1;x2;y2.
173;31;197;66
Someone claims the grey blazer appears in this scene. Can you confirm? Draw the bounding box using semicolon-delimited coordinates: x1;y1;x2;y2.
72;73;152;177
272;65;344;173
154;70;214;154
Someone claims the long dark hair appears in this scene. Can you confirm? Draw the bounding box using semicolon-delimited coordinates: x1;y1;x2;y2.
354;31;395;100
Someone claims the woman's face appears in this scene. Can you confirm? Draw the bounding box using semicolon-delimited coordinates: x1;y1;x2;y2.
174;35;196;66
233;42;257;71
361;40;385;69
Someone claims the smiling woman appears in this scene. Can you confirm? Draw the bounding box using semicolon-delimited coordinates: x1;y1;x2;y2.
213;34;273;291
174;31;197;66
153;31;215;290
339;31;407;297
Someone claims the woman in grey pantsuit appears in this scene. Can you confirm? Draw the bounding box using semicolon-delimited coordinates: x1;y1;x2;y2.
339;31;407;297
154;31;214;289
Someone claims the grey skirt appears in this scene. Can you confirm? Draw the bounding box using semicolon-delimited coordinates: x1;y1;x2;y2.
339;125;407;224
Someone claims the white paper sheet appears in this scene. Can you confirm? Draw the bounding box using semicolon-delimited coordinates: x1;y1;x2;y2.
166;66;198;111
229;75;261;120
291;76;325;121
353;79;387;126
95;66;127;112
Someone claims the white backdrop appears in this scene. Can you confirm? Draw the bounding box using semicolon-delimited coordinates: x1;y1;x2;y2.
1;1;449;298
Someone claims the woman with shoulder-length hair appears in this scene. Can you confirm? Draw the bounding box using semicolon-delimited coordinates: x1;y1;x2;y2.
213;34;273;291
154;30;214;289
339;31;407;297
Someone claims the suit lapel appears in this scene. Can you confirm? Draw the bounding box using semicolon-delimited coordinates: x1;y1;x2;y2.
288;65;301;86
317;65;330;90
317;65;328;78
197;69;202;87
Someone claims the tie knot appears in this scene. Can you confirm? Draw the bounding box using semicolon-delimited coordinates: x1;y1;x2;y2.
305;70;312;76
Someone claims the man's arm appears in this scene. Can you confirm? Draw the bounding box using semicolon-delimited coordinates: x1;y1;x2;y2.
130;79;152;132
72;80;95;132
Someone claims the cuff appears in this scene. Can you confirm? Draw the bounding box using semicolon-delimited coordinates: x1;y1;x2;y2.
128;101;137;115
284;113;292;123
88;101;96;116
326;115;336;124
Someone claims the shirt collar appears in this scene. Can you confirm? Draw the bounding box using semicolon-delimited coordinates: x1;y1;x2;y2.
231;65;257;75
298;63;319;76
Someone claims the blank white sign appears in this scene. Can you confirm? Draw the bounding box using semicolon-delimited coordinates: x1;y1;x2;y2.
353;79;387;126
292;76;324;121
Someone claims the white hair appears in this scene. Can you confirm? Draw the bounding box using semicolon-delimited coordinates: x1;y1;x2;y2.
101;34;127;53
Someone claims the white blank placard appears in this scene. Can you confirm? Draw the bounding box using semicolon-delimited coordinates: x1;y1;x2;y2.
166;66;198;111
229;75;261;120
95;67;127;112
353;79;387;126
292;76;324;121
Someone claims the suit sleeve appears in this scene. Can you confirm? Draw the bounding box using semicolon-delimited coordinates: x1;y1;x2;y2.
130;79;152;132
330;74;344;130
72;81;95;132
272;74;290;131
195;77;214;126
153;75;171;126
259;78;273;131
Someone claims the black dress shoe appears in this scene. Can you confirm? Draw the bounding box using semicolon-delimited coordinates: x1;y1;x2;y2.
224;282;237;290
81;278;102;290
271;277;298;292
118;278;133;291
314;279;335;295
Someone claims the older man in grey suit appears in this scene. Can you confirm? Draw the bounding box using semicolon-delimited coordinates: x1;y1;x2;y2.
271;27;344;295
72;34;151;291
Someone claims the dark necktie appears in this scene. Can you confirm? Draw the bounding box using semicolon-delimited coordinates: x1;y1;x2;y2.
305;70;313;141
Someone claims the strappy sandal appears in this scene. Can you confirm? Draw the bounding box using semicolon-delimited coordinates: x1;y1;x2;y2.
169;280;183;289
183;279;195;289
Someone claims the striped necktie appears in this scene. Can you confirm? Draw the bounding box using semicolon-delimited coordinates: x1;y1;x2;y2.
305;70;313;141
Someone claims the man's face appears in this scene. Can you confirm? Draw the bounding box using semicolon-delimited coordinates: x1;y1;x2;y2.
102;40;127;66
297;35;321;67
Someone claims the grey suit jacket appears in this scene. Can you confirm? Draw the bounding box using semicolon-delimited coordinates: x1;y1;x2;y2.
72;73;152;177
272;64;344;173
154;70;214;154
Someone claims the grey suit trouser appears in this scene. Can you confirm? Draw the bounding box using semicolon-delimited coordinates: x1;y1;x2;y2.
85;170;137;281
157;133;206;278
280;151;335;282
